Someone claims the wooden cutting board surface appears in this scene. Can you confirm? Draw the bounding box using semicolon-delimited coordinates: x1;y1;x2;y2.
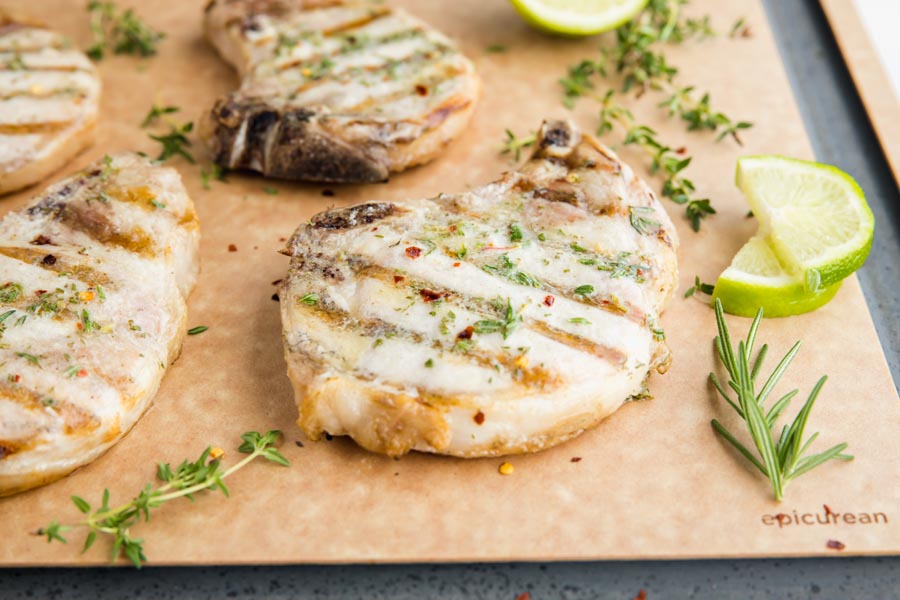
1;0;898;565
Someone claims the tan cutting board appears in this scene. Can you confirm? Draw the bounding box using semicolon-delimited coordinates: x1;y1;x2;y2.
1;0;899;565
821;0;900;188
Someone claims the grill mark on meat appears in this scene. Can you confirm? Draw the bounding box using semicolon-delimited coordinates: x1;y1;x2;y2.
0;381;100;436
0;247;112;286
528;320;628;367
321;7;391;35
0;121;72;135
57;204;157;257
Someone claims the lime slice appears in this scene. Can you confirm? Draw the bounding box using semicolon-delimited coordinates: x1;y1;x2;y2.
712;236;842;318
736;155;874;290
508;0;648;36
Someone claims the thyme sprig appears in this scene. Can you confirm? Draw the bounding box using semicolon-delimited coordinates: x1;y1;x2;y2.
709;300;852;501
597;90;715;231
148;120;195;164
86;1;165;60
36;430;289;568
499;129;536;162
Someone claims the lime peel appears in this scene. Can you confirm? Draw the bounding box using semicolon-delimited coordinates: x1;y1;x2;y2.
508;0;649;36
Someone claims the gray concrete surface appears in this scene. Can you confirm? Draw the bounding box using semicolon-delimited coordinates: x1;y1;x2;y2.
2;0;898;597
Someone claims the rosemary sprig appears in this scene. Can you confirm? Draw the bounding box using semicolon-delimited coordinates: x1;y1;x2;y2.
36;430;289;568
709;299;852;501
86;1;165;60
499;129;536;162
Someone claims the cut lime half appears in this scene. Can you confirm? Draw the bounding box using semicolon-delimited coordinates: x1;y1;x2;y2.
712;236;842;318
736;156;874;289
508;0;648;36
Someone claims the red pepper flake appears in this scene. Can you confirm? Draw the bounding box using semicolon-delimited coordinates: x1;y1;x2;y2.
279;236;286;242
271;293;280;302
77;369;88;378
228;244;237;252
826;539;846;551
42;254;57;265
405;246;421;259
76;322;84;330
271;279;283;286
322;189;335;197
515;594;531;600
414;84;428;96
30;234;53;246
570;456;582;463
633;591;648;600
453;262;461;267
34;289;47;297
448;225;457;233
457;325;474;340
419;288;444;302
12;374;20;383
295;440;304;448
675;146;687;155
473;411;485;425
371;227;378;232
544;295;555;307
393;275;405;284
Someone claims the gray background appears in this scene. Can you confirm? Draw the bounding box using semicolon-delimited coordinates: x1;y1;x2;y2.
2;0;899;597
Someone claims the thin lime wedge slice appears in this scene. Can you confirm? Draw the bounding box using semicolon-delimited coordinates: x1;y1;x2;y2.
712;236;842;318
508;0;648;36
736;156;874;289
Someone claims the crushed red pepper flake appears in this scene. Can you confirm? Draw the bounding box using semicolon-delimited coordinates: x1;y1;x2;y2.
570;456;582;463
11;374;20;383
419;288;445;302
295;440;304;448
77;369;88;378
34;289;47;297
227;244;237;252
675;146;687;155
633;590;648;600
405;246;421;258
515;594;531;600
271;279;283;286
414;84;428;96
453;262;461;267
827;539;846;551
393;275;405;284
473;411;485;425
30;234;53;246
544;295;555;307
457;325;474;340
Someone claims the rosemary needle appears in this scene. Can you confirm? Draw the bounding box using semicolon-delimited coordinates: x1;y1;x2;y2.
709;299;852;501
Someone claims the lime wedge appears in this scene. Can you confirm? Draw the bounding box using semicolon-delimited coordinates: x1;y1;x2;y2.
712;236;842;318
736;156;874;290
508;0;648;36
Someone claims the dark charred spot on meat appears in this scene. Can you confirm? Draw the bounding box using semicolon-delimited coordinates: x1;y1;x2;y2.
0;441;18;460
457;325;474;340
419;288;445;302
541;124;570;149
241;14;263;33
41;254;57;266
405;246;421;259
311;203;396;230
533;185;583;207
30;235;53;246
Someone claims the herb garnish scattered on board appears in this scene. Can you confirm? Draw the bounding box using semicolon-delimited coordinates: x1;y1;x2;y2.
709;299;851;501
547;0;751;231
86;1;165;60
36;431;289;568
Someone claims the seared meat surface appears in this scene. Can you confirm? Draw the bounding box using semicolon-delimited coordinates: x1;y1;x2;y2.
0;154;199;496
0;14;99;195
280;120;678;457
203;0;479;182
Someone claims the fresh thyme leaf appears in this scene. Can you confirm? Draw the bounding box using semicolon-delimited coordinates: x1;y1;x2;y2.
16;351;40;366
200;164;226;190
36;430;289;567
141;103;178;128
628;206;661;236
683;275;715;298
298;293;319;305
148;121;194;164
187;326;208;335
424;358;434;368
574;284;594;296
486;44;508;53
263;186;279;195
508;222;524;243
499;129;536;161
472;298;519;340
0;282;23;303
568;317;591;325
709;299;852;501
86;1;165;60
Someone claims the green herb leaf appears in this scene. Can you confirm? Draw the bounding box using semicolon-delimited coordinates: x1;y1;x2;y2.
187;326;208;335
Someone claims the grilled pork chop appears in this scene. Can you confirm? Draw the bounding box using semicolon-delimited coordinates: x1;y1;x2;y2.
202;0;479;182
0;14;100;195
280;120;678;457
0;154;199;496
